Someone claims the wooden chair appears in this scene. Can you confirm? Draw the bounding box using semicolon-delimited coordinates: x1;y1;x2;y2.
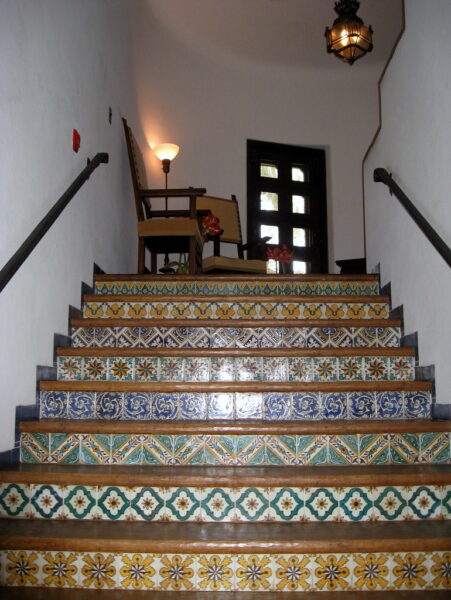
123;118;206;274
196;195;269;274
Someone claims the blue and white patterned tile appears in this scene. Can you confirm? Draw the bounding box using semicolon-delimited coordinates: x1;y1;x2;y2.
179;393;207;420
40;391;67;419
207;393;235;419
236;393;263;419
404;391;431;419
263;393;291;420
96;392;123;420
376;392;404;419
150;394;179;420
123;392;150;420
68;392;95;419
292;393;321;420
321;393;347;419
348;392;375;420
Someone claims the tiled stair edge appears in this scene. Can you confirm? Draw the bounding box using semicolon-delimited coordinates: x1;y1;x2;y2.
0;264;106;468
382;277;441;414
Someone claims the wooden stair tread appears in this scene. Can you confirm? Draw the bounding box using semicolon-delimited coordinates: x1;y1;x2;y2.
57;346;416;357
21;419;451;434
2;463;450;487
84;294;389;303
1;520;450;553
95;273;380;282
71;318;400;328
39;380;432;392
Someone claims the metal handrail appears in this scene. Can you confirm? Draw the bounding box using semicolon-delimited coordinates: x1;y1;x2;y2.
373;168;451;268
0;152;109;293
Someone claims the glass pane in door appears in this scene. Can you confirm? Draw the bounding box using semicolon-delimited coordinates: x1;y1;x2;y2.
260;163;278;178
261;224;279;244
260;192;279;211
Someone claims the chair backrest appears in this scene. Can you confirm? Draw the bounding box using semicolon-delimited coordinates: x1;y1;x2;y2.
123;117;148;222
196;195;243;245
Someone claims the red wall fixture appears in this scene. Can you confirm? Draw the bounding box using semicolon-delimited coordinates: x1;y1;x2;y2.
72;129;81;153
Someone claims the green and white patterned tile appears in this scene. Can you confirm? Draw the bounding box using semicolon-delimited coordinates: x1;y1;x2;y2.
64;485;98;519
94;278;380;297
270;487;304;521
166;487;203;521
0;483;29;518
202;487;236;522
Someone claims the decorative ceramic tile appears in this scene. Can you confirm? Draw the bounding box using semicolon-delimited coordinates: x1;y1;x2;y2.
71;325;401;349
39;389;431;421
2;550;447;591
95;278;380;296
21;431;450;466
57;356;82;380
83;299;389;321
2;481;450;522
0;483;29;517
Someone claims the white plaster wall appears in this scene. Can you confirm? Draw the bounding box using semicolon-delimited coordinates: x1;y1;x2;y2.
364;0;451;404
0;0;144;451
133;3;386;268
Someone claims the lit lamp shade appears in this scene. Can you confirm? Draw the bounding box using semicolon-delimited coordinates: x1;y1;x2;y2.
153;143;180;162
325;1;373;65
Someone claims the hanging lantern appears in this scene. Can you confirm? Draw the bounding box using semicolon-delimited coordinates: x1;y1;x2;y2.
325;0;373;65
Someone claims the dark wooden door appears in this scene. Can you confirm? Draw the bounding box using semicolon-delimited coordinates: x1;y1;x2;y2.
247;140;328;273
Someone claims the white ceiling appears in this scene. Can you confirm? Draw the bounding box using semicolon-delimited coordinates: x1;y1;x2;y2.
146;0;404;71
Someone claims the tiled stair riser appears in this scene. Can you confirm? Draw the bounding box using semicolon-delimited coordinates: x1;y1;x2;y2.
71;325;401;349
95;280;380;296
83;300;389;320
1;482;449;522
39;390;432;421
1;549;450;591
57;354;415;382
20;431;450;466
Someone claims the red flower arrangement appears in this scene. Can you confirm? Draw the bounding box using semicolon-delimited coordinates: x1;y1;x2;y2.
202;213;223;240
266;244;294;264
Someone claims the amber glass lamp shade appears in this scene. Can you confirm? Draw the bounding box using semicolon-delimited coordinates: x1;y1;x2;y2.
325;0;373;65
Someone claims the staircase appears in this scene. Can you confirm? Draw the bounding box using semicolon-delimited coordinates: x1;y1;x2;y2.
0;273;450;596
